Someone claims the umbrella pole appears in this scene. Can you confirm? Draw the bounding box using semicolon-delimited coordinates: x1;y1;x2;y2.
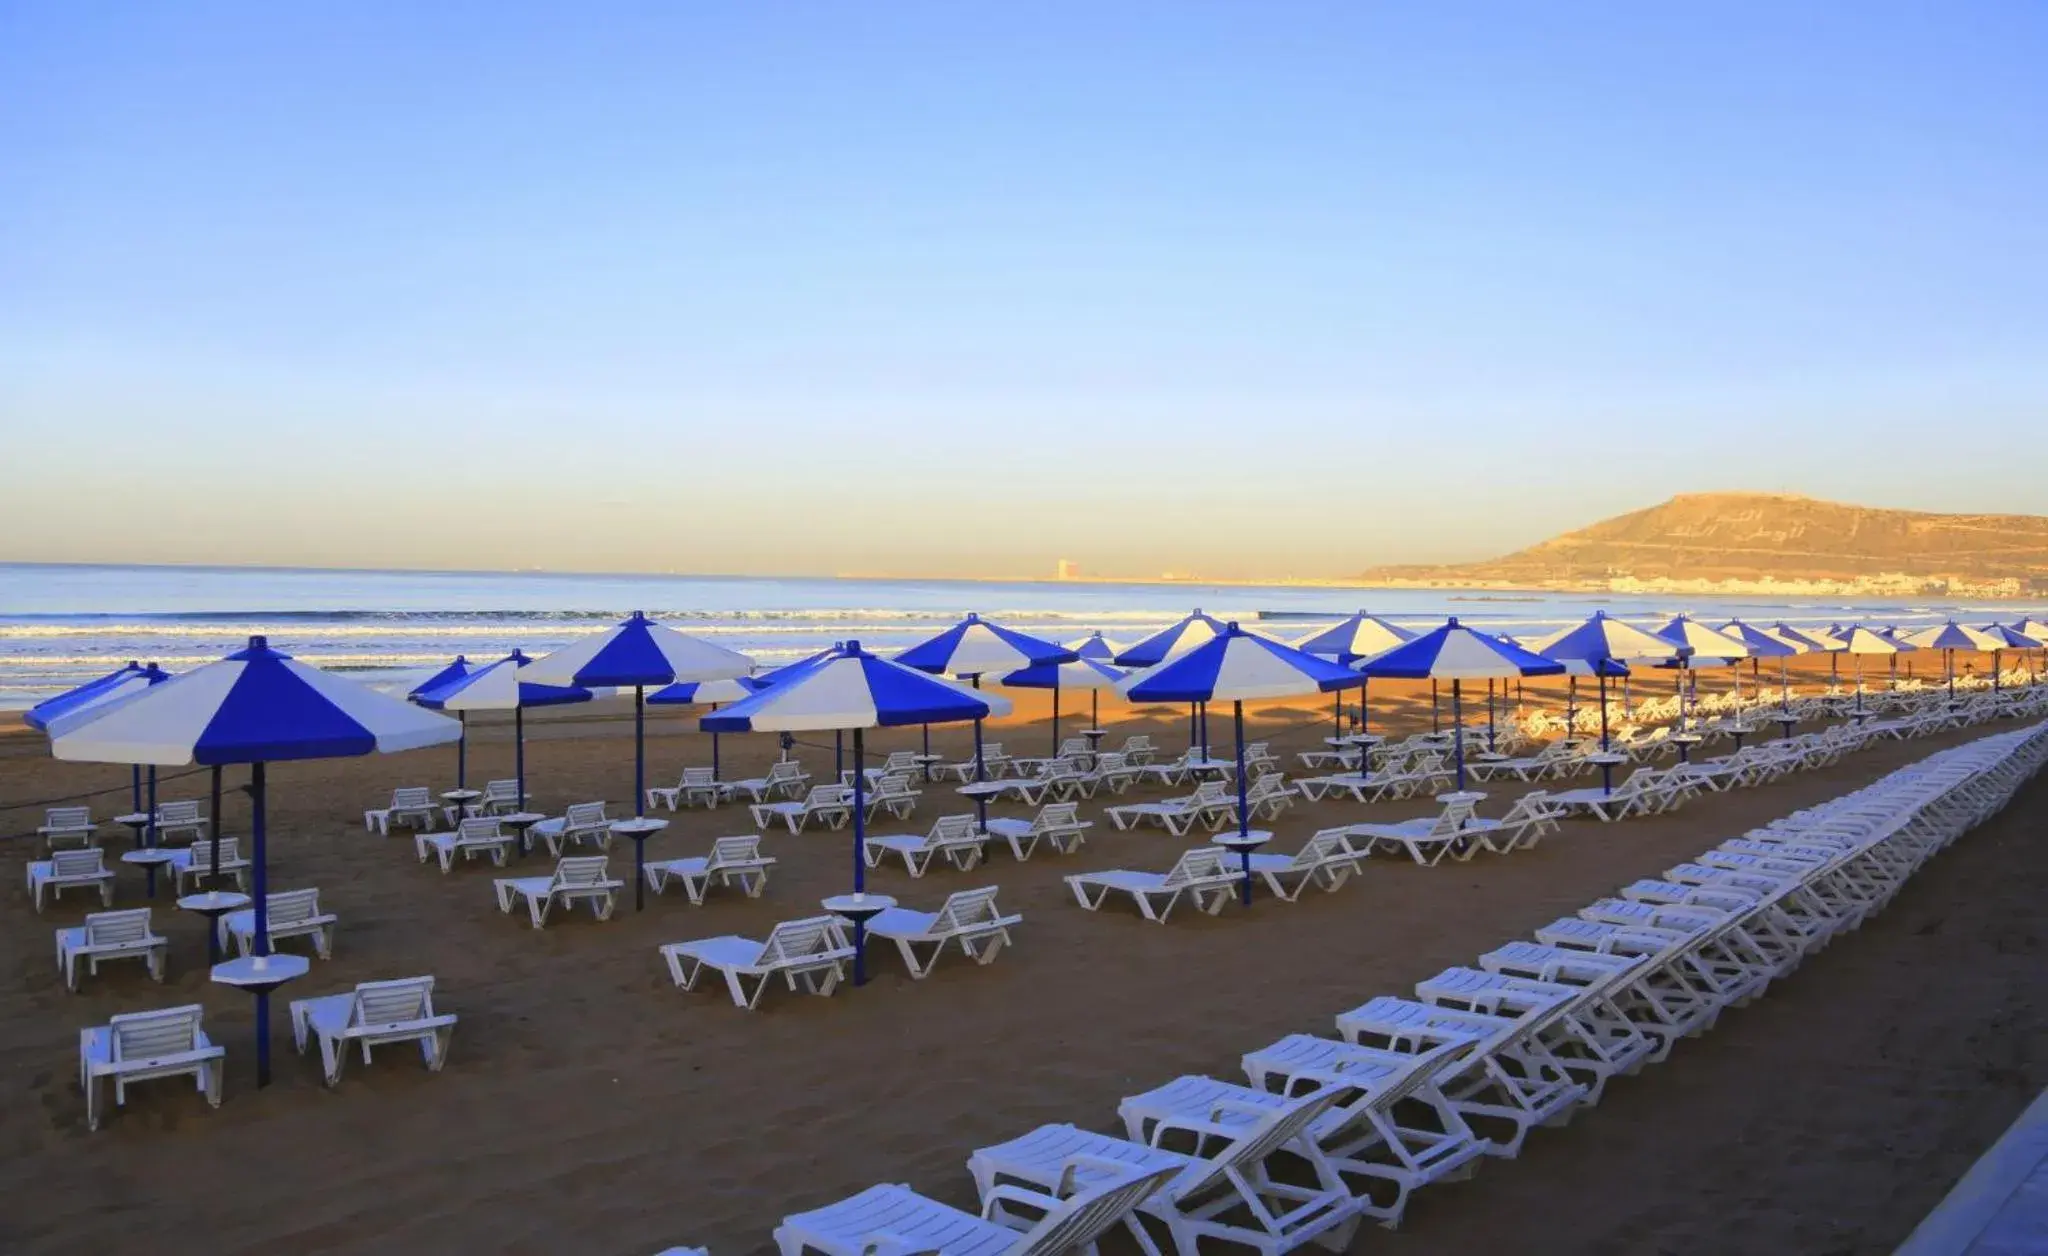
1451;679;1466;792
1188;703;1197;752
1431;680;1440;734
1361;679;1370;737
633;687;646;818
515;704;526;812
457;712;467;789
1091;688;1099;730
146;766;157;851
1566;677;1576;735
1486;679;1496;752
852;727;870;986
710;702;720;779
1200;702;1210;758
1233;700;1253;906
1598;672;1613;793
835;729;843;779
922;723;930;778
1052;679;1060;755
250;761;274;1088
131;765;141;813
209;766;223;893
1332;691;1341;740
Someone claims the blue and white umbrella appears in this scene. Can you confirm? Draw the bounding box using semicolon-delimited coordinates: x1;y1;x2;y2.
648;674;768;777
1067;631;1122;663
409;655;480;787
1834;626;1907;708
1654;616;1749;729
1358;618;1565;792
28;661;176;827
703;640;1006;984
1897;620;2001;700
1114;610;1231;752
1717;620;1806;712
417;649;598;809
519;612;753;820
1534;612;1676;762
1979;624;2039;692
1125;623;1358;902
51;636;460;1087
897;613;1073;786
1000;656;1127;751
1294;611;1418;739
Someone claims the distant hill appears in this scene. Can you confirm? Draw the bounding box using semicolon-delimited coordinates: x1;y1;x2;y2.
1362;493;2048;595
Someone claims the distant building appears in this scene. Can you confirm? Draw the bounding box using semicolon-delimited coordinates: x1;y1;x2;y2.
1056;558;1079;580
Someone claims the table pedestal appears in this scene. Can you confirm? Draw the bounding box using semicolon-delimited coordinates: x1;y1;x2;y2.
1215;832;1271;907
211;952;310;1088
612;818;669;911
823;894;895;987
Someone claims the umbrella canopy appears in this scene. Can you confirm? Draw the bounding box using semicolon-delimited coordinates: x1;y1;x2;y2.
1980;623;2040;649
646;675;767;705
1122;623;1357;704
408;655;477;701
1113;609;1227;667
1774;623;1845;652
1359;618;1564;792
1294;611;1418;664
1718;620;1804;658
1656;615;1750;661
703;641;1005;733
1838;626;1905;655
1066;631;1122;662
26;661;173;733
1533;611;1681;664
895;612;1075;677
1001;657;1127;691
417;650;598;711
1898;620;2003;652
2012;618;2048;645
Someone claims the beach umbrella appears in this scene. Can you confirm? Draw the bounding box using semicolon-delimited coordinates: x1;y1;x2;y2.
1535;612;1677;761
1655;616;1748;729
409;656;480;788
51;636;460;1087
1978;624;2038;691
1836;626;1903;712
896;613;1073;804
2006;619;2048;682
703;641;1005;983
999;656;1127;750
1296;611;1417;738
647;674;767;777
1358;618;1565;792
1067;631;1122;663
518;612;753;821
1114;610;1229;751
26;662;175;815
1898;620;2003;701
1720;619;1805;711
1125;623;1358;903
417;650;597;810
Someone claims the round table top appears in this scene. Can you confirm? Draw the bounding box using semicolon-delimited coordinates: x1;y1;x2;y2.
113;813;152;827
1435;791;1489;805
499;811;546;826
1583;753;1630;765
1078;728;1108;737
441;789;482;801
1773;714;1802;723
1667;734;1704;744
120;848;176;866
177;890;251;914
1344;733;1385;745
611;817;670;836
955;782;1008;798
210;952;311;989
1214;829;1272;850
822;892;897;921
911;753;947;763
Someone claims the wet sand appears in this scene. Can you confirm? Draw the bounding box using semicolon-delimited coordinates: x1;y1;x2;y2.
1;677;2042;1255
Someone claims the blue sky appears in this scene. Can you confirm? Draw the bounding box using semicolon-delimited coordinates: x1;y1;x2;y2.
3;2;2045;579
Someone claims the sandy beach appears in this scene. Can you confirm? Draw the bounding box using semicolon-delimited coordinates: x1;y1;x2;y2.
3;668;2044;1256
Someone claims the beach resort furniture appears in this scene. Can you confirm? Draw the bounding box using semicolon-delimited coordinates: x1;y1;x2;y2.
288;975;456;1086
1084;751;1140;794
728;758;811;803
166;837;249;893
1419;961;1655;1107
1105;781;1234;837
1548;767;1665;822
863;886;1023;978
532;801;615;856
983;801;1094;861
774;1161;1180;1256
416;816;517;872
474;778;522;817
660;916;855;1009
1130;746;1207;788
863;772;923;819
1292;770;1377;804
79;1005;224;1131
364;787;438;835
56;908;168;990
494;855;623;928
1459;792;1565;854
1243;830;1367;900
1467;741;1578;783
645;835;778;903
967;1086;1362;1256
1242;772;1294;820
220;888;338;959
38;806;97;852
27;848;116;911
751;784;855;834
985;759;1086;806
1066;847;1241;923
936;741;1014;782
1345;796;1482;867
1362;752;1452;802
647;766;723;811
1117;733;1159;764
864;814;986;876
152;799;208;844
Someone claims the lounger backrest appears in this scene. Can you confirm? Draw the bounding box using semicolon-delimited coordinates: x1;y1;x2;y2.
352;976;435;1028
189;838;242;869
768;760;803;782
51;849;106;877
883;750;917;771
47;805;91;828
1011;1161;1180;1256
1430;798;1475;835
1193;781;1227;804
930;814;978;843
265;888;321;926
874;775;914;797
110;1005;204;1061
86;909;154;946
1037;802;1079;830
811;785;853;807
158;800;201;825
392;787;431;809
707;835;765;867
458;817;503;842
1164;848;1228;887
565;801;608;828
1093;753;1128;773
555;856;612;888
1247;772;1284;798
933;886;1005;932
760;916;847;964
1058;738;1089;758
1296;831;1349;866
683;767;716;786
1123;735;1154;753
1176;1086;1346;1201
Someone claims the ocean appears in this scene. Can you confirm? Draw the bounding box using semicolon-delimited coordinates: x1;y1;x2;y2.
4;562;2042;709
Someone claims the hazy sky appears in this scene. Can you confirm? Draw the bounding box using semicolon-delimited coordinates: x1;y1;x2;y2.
4;3;2046;580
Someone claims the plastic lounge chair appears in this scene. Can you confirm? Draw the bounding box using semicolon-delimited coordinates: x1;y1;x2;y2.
28;848;116;912
1344;798;1480;867
152;800;208;844
1548;767;1661;822
984;802;1093;861
288;975;457;1086
416;816;517;872
751;784;855;834
1105;781;1232;837
493;855;622;928
864;887;1022;978
1065;848;1240;924
166;837;250;893
774;1160;1179;1256
220;888;338;959
864;773;923;820
56;908;168;990
365;787;438;835
660;916;854;1009
1117;734;1158;765
474;778;522;817
1244;831;1366;901
532;801;614;856
1460;792;1564;854
728;759;811;803
79;1005;223;1131
936;741;1013;783
648;766;724;812
39;806;98;852
645;835;778;903
1086;752;1141;795
967;1086;1362;1256
864;814;987;877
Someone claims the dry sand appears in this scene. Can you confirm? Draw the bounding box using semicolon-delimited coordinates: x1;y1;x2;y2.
1;668;2042;1255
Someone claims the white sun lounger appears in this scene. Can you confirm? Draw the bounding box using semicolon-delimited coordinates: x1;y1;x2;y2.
39;805;98;852
365;787;438;835
166;837;250;893
863;887;1022;978
288;975;457;1086
152;799;209;844
1244;830;1366;901
220;888;338;959
56;908;168;990
532;801;614;856
493;855;622;927
647;766;724;811
1344;797;1480;867
79;1004;224;1131
774;1161;1180;1256
645;835;777;903
864;814;986;876
1105;781;1233;837
416;816;517;871
28;847;116;911
751;784;855;834
660;916;854;1009
727;759;812;803
1066;847;1240;924
983;802;1093;861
